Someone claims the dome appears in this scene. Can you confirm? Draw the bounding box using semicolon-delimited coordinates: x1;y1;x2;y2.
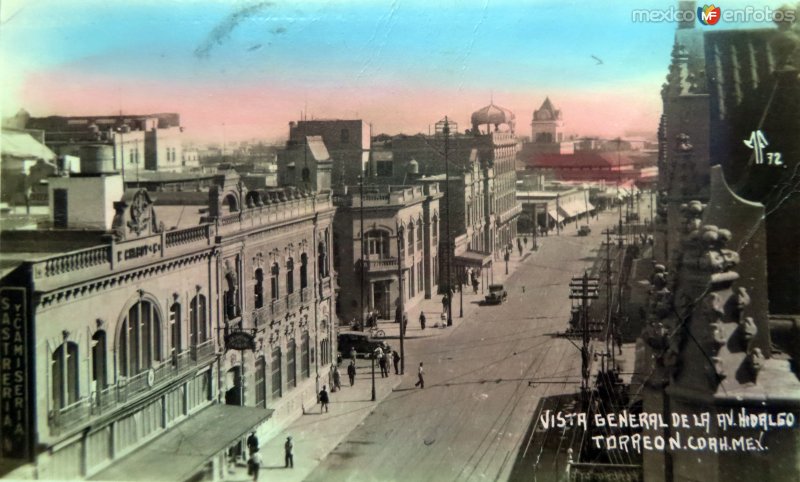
470;103;515;126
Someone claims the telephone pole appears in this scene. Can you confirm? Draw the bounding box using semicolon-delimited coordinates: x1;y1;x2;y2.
569;271;599;409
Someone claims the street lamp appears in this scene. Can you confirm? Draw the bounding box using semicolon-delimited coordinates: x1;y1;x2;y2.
370;351;376;402
443;117;453;327
396;223;406;375
359;175;365;331
459;271;463;318
504;249;510;275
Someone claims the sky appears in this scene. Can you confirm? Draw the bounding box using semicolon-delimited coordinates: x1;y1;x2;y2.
0;0;789;144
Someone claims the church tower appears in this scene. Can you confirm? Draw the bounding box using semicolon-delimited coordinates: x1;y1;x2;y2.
531;97;563;143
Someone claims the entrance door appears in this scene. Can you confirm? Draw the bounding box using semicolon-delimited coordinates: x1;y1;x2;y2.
225;367;242;406
373;281;390;319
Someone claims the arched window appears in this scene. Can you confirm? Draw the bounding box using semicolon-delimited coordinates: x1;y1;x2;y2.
254;268;264;309
300;331;310;378
271;346;282;399
169;303;181;362
189;294;207;346
255;356;267;408
119;299;162;377
287;339;297;388
364;230;390;258
432;214;439;240
92;331;107;393
318;241;328;278
416;219;423;250
270;263;280;300
300;254;308;291
286;258;294;294
52;341;79;409
407;223;414;253
223;193;238;213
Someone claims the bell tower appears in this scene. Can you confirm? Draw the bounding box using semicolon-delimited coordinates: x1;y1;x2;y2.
531;97;563;144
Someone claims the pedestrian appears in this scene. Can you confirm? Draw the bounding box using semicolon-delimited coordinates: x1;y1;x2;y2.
332;365;341;391
414;362;425;388
319;385;329;412
246;431;259;457
379;354;388;378
419;311;426;330
395;305;402;324
441;294;448;315
349;347;357;364
284;436;294;469
248;448;262;481
392;350;400;375
517;238;523;256
347;360;356;386
472;277;479;294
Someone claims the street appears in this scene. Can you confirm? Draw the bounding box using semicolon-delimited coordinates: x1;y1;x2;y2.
307;209;623;482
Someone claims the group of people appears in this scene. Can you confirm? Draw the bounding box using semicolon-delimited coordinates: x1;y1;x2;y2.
246;431;293;481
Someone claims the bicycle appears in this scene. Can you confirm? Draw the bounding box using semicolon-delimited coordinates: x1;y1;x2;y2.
367;325;385;338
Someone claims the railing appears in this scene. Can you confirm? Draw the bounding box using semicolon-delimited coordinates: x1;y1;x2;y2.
220;212;240;226
191;339;215;362
271;298;286;319
50;343;218;432
49;398;91;432
35;245;111;279
254;305;270;328
364;258;398;271
287;291;301;310
165;224;210;248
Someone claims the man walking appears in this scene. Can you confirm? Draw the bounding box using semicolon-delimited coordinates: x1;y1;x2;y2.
392;350;400;375
248;449;262;481
419;311;426;330
319;385;329;412
414;362;425;389
246;431;259;457
332;365;341;391
284;436;294;469
379;353;388;378
347;360;356;386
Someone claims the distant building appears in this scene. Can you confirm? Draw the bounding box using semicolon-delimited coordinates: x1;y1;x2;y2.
24;113;185;176
0;128;57;205
333;183;441;322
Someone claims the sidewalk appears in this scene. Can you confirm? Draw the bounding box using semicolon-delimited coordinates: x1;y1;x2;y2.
225;359;401;481
226;237;544;481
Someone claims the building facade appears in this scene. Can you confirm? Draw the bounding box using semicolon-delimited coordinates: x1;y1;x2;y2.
0;171;337;480
332;184;441;322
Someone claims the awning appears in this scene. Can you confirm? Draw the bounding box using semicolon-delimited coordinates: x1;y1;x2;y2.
92;403;274;481
586;202;596;212
547;209;560;222
454;250;493;267
558;201;582;218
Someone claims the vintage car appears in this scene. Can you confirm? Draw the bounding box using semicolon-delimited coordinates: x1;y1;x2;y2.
578;225;592;236
484;284;508;305
337;332;391;358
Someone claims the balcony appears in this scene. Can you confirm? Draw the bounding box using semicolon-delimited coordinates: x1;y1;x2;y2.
271;298;286;319
287;291;301;310
300;286;313;303
254;305;270;328
362;258;399;272
49;340;218;433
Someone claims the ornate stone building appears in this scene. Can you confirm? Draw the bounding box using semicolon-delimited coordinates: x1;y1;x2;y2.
0;170;336;480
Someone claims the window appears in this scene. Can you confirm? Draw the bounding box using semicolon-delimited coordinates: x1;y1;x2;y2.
189;295;207;346
340;128;350;144
432;215;438;241
119;300;162;377
301;332;310;378
318;241;328;278
286;258;294;295
376;161;393;177
300;254;308;291
271;347;282;399
364;230;390;257
254;269;264;309
418;261;424;294
410;264;415;295
52;342;79;409
287;339;297;388
255;357;267;408
270;263;280;300
407;223;414;253
416;219;423;251
91;331;107;393
169;303;181;361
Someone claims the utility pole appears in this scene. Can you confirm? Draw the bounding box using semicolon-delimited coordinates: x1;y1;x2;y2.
556;193;561;236
359;174;365;331
444;117;453;327
396;224;406;374
602;228;615;368
570;271;599;409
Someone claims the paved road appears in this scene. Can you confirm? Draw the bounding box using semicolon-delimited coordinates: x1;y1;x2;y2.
307;210;623;482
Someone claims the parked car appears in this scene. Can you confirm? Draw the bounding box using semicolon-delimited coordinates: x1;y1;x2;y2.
484;284;508;305
337;332;391;358
578;225;592;236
